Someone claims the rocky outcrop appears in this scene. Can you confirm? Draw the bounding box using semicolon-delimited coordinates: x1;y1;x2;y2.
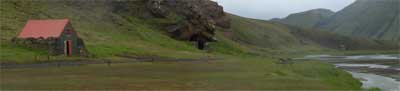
54;0;231;49
146;0;230;42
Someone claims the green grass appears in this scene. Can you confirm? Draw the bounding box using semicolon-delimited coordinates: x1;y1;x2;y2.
0;1;257;64
0;0;213;63
228;14;300;49
365;88;382;91
0;57;362;90
0;42;47;63
1;0;397;63
0;1;390;91
0;1;395;90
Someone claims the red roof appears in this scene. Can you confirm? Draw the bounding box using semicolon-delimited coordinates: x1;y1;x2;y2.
18;19;70;39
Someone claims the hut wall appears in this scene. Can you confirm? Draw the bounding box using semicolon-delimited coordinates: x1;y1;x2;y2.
56;23;80;55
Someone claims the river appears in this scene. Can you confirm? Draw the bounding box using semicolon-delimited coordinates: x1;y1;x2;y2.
299;54;400;91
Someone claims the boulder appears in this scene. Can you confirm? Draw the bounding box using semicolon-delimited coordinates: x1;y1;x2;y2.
147;0;230;42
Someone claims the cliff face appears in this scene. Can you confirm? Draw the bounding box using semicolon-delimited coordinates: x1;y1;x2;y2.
316;0;400;41
272;9;335;29
146;0;230;41
108;0;230;42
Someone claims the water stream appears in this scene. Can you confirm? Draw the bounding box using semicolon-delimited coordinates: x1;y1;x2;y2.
300;54;400;91
350;72;399;91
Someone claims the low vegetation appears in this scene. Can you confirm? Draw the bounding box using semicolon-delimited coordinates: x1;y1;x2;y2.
1;57;362;90
0;0;397;90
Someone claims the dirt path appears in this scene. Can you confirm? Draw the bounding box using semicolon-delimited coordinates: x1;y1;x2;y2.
0;56;221;69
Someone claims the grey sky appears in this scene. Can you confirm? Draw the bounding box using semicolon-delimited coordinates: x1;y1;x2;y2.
212;0;356;20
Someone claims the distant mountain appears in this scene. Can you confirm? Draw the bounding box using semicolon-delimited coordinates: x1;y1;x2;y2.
227;14;398;50
271;9;335;28
316;0;400;41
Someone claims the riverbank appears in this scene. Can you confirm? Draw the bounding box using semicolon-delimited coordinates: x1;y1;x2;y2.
350;72;399;91
298;54;400;91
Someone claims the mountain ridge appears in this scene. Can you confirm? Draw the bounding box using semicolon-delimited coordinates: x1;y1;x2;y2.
271;8;335;29
273;0;400;41
317;0;400;41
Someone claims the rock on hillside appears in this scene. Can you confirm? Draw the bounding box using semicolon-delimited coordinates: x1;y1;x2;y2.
271;9;335;29
316;0;400;41
77;0;229;43
146;0;230;42
0;0;397;54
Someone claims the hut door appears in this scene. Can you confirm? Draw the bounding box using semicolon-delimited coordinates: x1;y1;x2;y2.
197;40;206;50
64;40;72;56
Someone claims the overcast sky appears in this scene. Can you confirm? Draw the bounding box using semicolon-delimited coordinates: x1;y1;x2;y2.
212;0;356;20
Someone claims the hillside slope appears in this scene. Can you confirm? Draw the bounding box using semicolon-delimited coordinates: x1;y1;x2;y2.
227;14;398;51
271;9;334;29
0;0;221;62
316;0;400;41
0;1;393;90
0;0;398;63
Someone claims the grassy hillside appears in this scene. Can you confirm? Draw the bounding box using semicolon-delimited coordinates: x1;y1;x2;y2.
227;14;398;51
228;14;301;49
272;0;400;41
271;9;335;29
1;0;397;64
0;0;390;90
0;0;230;63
